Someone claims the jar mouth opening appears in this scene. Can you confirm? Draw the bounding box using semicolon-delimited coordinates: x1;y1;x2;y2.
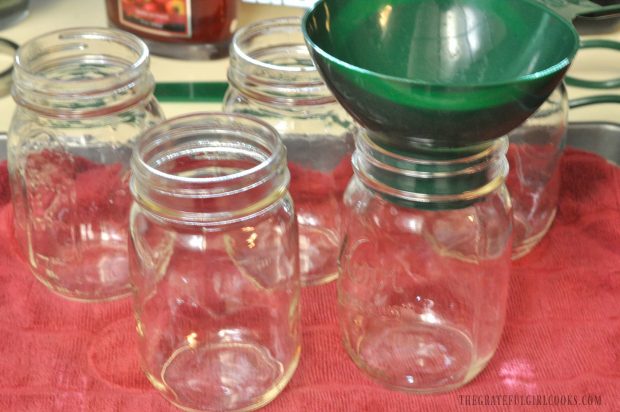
231;17;317;73
13;27;150;94
131;113;290;222
231;17;318;75
133;113;285;186
227;17;336;105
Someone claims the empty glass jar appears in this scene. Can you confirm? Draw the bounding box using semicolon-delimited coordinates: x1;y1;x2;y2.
129;113;301;412
339;131;512;392
507;83;567;258
8;28;164;301
223;17;355;286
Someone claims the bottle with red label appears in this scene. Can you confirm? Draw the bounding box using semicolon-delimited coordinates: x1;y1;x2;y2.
105;0;237;59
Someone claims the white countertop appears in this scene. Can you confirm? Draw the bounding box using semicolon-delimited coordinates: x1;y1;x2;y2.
0;0;619;131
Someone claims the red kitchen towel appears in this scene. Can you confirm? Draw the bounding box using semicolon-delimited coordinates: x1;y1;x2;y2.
0;148;618;412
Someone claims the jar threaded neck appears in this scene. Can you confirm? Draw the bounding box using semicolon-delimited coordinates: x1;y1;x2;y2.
353;130;509;209
227;17;335;106
12;27;153;118
130;113;290;225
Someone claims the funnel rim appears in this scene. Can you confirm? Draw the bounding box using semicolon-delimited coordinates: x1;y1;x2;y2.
302;0;580;89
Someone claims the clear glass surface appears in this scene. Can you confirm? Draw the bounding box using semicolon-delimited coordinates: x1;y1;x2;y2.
223;17;355;286
338;131;512;392
129;113;301;412
8;28;164;301
507;83;567;259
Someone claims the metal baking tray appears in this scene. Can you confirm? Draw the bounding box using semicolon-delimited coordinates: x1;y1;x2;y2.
566;122;620;165
1;122;619;164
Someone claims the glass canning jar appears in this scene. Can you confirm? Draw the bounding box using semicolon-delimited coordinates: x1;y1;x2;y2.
339;131;512;393
507;83;567;259
129;113;301;412
223;17;355;286
8;28;164;301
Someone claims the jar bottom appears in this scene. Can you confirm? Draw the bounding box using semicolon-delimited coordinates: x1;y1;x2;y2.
146;341;301;412
296;198;342;287
299;223;339;286
344;320;491;393
512;207;557;260
28;241;131;302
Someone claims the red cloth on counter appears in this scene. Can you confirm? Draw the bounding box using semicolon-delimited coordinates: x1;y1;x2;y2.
0;148;618;412
0;161;9;206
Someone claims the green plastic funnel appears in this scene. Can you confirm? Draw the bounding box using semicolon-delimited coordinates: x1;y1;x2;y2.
302;0;620;151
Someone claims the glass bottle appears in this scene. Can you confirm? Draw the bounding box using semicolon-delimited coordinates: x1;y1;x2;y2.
223;17;355;286
129;113;301;412
105;0;237;59
8;27;164;301
507;83;567;259
339;131;512;392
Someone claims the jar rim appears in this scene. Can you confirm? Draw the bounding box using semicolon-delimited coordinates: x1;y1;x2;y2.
227;17;336;106
13;27;150;95
15;27;149;81
361;131;506;168
133;112;285;186
231;17;318;75
131;112;290;223
352;131;509;206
